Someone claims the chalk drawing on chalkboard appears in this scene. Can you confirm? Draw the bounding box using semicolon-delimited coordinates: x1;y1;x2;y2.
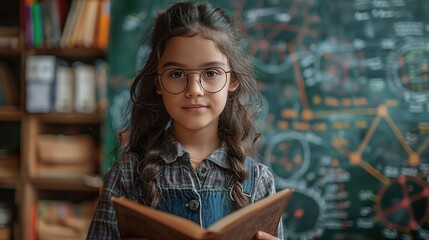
281;186;325;239
375;176;429;232
386;41;429;105
314;44;365;96
135;44;150;72
233;0;321;74
417;226;429;239
109;90;130;131
122;11;149;31
262;131;322;183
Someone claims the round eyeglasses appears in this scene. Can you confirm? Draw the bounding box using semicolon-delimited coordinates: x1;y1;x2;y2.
157;67;231;94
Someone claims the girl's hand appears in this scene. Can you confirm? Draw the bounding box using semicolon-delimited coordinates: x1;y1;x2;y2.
255;231;280;240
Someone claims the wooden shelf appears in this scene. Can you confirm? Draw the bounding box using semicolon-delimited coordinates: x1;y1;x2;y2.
28;47;106;59
0;107;22;121
0;177;20;189
32;112;102;123
0;48;21;56
31;176;101;192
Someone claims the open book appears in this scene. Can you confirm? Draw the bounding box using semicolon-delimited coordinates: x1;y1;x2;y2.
112;188;293;240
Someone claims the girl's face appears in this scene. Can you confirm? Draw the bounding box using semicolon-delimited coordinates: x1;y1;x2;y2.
156;34;238;133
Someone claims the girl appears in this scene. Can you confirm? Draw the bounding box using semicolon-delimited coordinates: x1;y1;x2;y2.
87;2;282;239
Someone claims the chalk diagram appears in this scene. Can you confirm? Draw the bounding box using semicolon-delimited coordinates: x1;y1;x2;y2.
282;187;325;240
375;176;429;232
262;132;320;182
233;0;321;74
232;0;429;239
314;44;366;97
387;41;429;104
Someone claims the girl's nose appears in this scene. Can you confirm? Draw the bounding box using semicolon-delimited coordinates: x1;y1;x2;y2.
185;73;204;97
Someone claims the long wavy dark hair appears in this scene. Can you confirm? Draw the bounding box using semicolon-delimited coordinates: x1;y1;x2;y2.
119;1;262;209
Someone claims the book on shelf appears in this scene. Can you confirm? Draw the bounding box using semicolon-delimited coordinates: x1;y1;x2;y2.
73;61;97;113
60;0;80;48
95;59;108;112
82;0;100;47
25;55;66;113
68;0;87;47
112;188;294;240
40;0;62;48
31;0;43;48
54;65;73;112
96;0;110;49
24;0;34;47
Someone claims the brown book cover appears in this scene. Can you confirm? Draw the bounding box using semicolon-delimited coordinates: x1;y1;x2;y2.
112;188;293;240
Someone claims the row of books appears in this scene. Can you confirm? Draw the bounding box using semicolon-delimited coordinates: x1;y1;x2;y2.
24;0;111;49
34;199;95;239
26;55;108;113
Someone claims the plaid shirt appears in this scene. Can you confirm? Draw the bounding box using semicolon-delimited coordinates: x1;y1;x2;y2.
87;131;283;239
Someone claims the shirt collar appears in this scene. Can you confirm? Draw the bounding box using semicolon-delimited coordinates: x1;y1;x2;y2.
159;128;230;169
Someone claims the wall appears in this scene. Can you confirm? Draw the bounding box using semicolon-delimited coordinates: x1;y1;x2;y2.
105;0;429;239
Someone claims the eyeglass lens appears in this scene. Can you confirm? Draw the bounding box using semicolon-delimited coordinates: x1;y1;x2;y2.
160;67;228;94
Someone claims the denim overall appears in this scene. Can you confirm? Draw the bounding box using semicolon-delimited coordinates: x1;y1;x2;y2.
156;158;255;228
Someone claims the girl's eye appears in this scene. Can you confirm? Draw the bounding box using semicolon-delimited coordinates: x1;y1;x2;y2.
169;70;186;79
203;69;220;78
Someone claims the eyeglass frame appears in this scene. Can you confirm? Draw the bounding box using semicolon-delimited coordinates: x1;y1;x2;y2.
156;67;232;94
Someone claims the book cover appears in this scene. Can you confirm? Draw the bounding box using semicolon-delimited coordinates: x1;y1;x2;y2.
32;1;43;48
69;0;87;47
95;59;108;112
25;55;66;112
82;0;99;48
40;0;53;48
24;0;35;47
54;65;73;112
72;61;97;113
112;188;293;240
96;0;110;50
49;0;62;47
41;0;61;48
60;0;80;48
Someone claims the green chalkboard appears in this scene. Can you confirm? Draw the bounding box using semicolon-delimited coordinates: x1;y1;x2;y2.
104;0;429;239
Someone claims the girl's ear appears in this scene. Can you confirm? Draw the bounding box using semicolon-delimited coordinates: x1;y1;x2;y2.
228;74;239;92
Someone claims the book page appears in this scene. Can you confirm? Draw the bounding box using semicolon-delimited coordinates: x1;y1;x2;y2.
207;188;293;240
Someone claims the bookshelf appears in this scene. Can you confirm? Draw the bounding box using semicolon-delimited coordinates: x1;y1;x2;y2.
0;0;110;239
